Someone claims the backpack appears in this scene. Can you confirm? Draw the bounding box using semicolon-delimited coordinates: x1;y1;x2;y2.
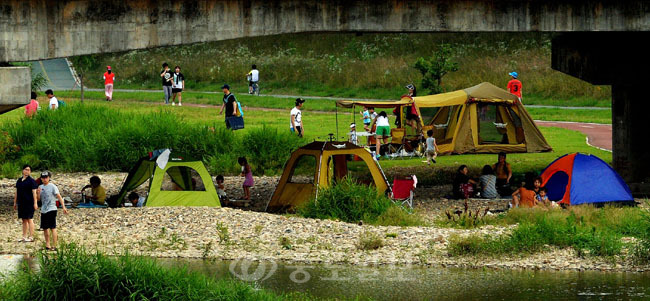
236;101;244;117
57;99;66;107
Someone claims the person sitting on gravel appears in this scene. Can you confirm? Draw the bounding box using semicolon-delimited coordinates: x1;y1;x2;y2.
511;177;541;208
82;176;106;205
478;165;498;199
216;175;228;201
127;192;145;207
452;165;478;199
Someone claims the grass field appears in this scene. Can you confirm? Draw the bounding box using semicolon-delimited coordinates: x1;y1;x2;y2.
67;32;611;105
53;90;612;124
0;97;611;179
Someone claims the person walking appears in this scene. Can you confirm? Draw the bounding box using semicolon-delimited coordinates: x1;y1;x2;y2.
507;71;522;103
290;98;305;137
160;63;173;104
14;165;38;242
171;66;185;106
218;84;238;129
103;66;115;101
45;89;58;110
238;157;254;200
25;92;40;117
36;171;68;251
247;64;259;94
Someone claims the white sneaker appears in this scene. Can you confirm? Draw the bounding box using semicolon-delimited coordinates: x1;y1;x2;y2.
178;103;182;106
172;102;176;106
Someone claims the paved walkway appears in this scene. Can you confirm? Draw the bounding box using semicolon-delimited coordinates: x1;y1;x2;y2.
536;121;612;151
31;58;78;91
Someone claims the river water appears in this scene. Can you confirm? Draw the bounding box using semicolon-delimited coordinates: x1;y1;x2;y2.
158;258;650;300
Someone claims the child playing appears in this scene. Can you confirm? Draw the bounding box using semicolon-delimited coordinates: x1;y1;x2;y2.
216;175;228;201
81;175;106;205
349;123;358;145
536;187;550;206
425;130;438;165
238;157;254;200
36;171;68;251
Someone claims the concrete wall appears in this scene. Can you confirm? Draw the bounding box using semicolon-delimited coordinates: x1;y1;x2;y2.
2;0;650;62
0;66;30;114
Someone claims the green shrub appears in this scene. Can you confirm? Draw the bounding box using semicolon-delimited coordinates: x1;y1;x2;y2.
357;231;384;250
375;206;427;227
297;178;393;224
0;243;297;300
0;161;20;179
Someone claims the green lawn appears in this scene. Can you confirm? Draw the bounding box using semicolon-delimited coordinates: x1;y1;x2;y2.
53;90;612;124
2;98;610;178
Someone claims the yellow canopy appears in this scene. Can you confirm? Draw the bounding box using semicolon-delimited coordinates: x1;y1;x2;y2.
336;98;412;109
414;82;519;108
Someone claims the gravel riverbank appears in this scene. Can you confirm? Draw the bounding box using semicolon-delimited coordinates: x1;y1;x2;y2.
1;173;647;272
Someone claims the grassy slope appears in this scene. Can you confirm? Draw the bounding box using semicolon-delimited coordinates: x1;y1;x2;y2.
67;32;611;106
1;98;611;178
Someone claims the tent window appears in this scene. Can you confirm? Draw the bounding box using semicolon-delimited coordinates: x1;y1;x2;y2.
419;107;441;126
288;155;316;184
477;104;509;144
160;166;206;191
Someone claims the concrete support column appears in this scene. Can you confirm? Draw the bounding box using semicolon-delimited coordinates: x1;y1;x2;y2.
612;85;650;183
0;67;31;114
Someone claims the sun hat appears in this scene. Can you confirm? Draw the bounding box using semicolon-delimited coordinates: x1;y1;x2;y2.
350;123;356;128
509;72;518;78
405;84;415;90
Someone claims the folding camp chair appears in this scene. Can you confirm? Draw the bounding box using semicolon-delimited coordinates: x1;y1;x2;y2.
390;176;416;208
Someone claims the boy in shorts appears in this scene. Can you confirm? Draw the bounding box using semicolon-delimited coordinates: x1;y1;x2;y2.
36;171;68;251
425;130;439;165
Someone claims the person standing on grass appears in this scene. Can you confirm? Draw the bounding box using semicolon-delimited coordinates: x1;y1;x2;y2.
374;111;390;160
247;64;259;94
36;171;68;251
14;165;38;243
171;65;184;106
160;63;173;105
290;98;305;137
493;152;513;196
25;92;40;117
238;157;254;200
425;129;438;165
103;66;115;101
507;71;522;103
218;84;238;129
45;89;58;110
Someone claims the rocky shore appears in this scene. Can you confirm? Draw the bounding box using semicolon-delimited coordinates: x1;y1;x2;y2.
1;173;647;272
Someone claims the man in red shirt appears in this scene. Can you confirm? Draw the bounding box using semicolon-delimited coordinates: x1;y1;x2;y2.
507;71;522;103
103;66;115;101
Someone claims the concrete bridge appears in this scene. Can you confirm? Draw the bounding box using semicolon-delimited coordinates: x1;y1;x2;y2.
1;0;650;184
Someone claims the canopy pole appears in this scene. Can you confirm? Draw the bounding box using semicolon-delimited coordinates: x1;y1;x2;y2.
336;105;339;139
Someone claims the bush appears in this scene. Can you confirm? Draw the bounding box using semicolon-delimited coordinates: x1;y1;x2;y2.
357;231;384;250
297;178;394;224
375;206;427;227
4;104;300;175
0;244;296;300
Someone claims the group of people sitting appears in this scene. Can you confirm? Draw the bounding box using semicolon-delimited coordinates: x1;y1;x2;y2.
451;152;556;208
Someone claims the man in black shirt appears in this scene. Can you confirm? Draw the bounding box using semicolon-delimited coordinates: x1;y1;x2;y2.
219;84;238;129
160;63;173;104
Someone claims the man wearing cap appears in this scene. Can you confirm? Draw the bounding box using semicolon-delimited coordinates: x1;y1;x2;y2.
218;84;238;129
507;72;522;103
36;171;68;251
290;98;305;137
103;66;115;101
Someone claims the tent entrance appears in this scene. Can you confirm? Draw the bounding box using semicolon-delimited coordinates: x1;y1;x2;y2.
545;171;569;201
161;166;206;191
476;103;524;145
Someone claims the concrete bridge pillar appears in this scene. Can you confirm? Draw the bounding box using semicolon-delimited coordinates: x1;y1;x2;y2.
0;67;30;114
552;33;650;186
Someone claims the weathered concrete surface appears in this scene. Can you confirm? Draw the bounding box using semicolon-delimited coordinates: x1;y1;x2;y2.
0;67;30;114
1;0;650;62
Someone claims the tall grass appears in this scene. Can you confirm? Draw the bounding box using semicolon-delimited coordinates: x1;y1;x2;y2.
447;206;650;258
69;32;610;101
0;244;302;300
2;104;302;175
297;178;424;226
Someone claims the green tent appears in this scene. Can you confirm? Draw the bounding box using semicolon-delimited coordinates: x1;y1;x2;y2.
116;153;221;207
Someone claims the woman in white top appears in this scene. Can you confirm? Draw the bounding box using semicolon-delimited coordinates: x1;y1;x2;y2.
373;111;390;160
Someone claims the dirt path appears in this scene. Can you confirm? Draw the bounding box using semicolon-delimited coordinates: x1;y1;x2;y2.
536;121;612;151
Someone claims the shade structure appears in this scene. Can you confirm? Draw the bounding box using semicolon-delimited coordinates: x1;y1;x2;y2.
265;141;390;213
540;153;633;205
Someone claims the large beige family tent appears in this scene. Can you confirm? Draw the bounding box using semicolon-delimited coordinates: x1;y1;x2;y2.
265;141;390;213
337;82;552;154
115;152;221;207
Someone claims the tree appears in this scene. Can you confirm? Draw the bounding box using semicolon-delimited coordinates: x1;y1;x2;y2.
69;56;99;102
413;44;459;94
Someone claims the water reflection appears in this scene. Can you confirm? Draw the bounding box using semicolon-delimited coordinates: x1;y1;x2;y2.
158;258;650;300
